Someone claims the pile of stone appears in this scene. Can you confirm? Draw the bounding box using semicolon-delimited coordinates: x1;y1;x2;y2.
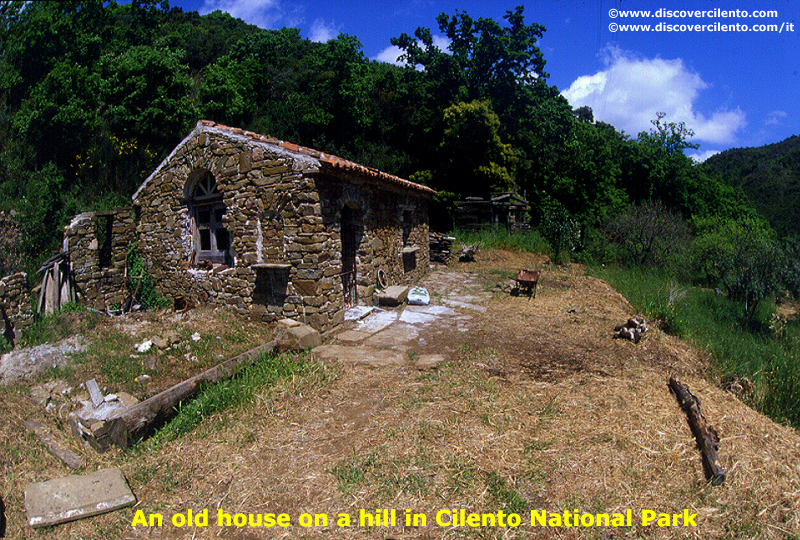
429;232;455;263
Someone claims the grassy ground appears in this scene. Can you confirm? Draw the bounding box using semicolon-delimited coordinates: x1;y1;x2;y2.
591;265;800;429
1;251;799;539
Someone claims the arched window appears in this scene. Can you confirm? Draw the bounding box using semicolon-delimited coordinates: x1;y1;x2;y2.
189;171;231;266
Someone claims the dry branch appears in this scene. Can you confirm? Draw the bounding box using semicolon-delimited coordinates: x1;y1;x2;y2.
668;375;726;485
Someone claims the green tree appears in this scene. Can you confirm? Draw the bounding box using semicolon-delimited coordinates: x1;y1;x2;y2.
692;216;782;315
539;200;580;264
437;100;516;198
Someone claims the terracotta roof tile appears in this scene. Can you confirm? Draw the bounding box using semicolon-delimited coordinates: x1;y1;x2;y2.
200;120;436;196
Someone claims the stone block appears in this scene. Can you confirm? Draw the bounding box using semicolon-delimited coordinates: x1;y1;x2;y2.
293;279;319;296
377;285;409;306
24;468;136;528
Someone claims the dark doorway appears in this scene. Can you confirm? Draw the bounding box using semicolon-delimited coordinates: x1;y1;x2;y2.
341;205;358;308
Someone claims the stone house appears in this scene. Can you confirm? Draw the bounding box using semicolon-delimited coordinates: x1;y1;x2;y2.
455;192;529;232
64;120;435;333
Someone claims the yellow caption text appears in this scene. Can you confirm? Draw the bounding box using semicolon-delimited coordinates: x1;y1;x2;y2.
131;508;698;529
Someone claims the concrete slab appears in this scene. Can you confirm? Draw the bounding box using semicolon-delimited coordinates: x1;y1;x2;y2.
356;310;399;334
399;310;438;325
404;305;457;317
364;323;419;351
442;298;488;312
377;285;409;306
335;330;371;343
24;468;135;528
313;344;406;368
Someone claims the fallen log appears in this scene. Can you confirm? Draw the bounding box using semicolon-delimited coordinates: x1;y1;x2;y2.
96;340;277;450
668;375;726;485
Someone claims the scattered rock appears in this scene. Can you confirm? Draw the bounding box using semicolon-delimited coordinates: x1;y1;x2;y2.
135;340;153;353
141;354;161;371
568;306;583;314
0;336;87;385
415;354;447;370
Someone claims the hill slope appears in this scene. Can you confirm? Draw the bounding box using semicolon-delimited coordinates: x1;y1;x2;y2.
1;252;799;539
703;135;800;237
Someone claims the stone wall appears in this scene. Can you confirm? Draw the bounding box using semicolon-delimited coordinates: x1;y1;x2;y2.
63;208;136;310
0;210;23;276
132;127;431;333
0;272;33;345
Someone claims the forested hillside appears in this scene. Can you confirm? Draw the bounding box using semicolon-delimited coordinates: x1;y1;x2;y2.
0;0;796;311
703;135;800;238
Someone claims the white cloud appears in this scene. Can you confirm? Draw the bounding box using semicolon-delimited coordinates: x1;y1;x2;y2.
200;0;283;29
562;45;746;145
766;110;787;125
309;18;338;42
375;44;405;65
687;149;720;163
373;35;452;66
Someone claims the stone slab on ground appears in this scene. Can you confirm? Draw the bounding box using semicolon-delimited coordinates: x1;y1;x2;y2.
335;330;372;343
404;305;457;317
286;324;322;350
356;310;399;334
415;354;447;370
363;323;419;352
377;285;409;307
313;344;407;368
344;306;374;321
442;298;488;312
399;310;439;324
24;468;135;528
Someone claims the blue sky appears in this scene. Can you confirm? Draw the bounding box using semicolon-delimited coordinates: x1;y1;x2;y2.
172;0;799;161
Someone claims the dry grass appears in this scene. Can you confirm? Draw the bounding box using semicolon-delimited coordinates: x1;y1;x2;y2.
1;250;799;539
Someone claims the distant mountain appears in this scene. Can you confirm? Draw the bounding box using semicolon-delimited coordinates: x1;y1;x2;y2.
702;135;800;237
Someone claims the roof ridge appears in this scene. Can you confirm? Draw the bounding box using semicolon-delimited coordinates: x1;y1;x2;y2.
199;120;435;196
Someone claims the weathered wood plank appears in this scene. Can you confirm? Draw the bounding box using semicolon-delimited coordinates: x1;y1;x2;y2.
23;420;83;470
103;340;278;449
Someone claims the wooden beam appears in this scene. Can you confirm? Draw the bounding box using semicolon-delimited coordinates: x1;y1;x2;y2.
668;375;726;486
100;340;278;449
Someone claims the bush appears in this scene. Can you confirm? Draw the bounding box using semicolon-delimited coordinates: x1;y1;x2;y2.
538;201;580;264
604;199;691;271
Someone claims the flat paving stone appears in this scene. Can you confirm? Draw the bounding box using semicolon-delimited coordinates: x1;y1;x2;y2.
364;323;419;351
404;305;457;317
415;354;447;370
335;330;372;343
25;468;135;528
344;306;374;321
356;310;399;334
399;310;438;324
442;298;488;312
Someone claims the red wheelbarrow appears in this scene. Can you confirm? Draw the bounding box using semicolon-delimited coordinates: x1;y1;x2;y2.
516;269;541;299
